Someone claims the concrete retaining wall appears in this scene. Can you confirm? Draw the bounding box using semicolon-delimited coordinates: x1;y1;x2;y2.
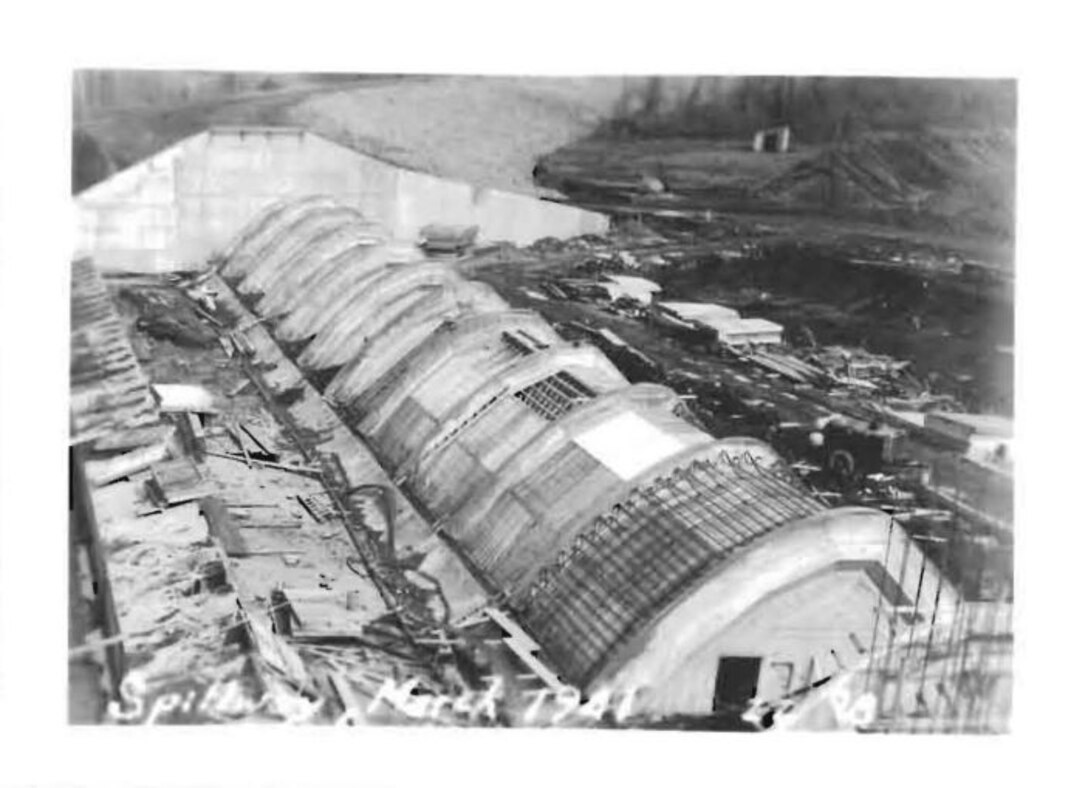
76;127;609;273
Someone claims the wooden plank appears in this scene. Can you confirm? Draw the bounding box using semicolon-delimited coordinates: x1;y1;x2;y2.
239;422;279;461
230;505;306;529
92;424;175;452
85;442;171;486
288;595;366;638
328;670;361;717
231;331;256;357
151;457;215;504
237;522;303;530
230;545;306;556
193;303;223;328
198;496;246;556
187;412;206;460
205;451;320;476
228;528;311;556
244;605;311;689
296;494;324;523
224;423;252;467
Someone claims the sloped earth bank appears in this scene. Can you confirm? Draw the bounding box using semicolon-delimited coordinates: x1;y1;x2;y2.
536;130;1015;258
287;77;628;195
530;131;1015;415
75;76;629;196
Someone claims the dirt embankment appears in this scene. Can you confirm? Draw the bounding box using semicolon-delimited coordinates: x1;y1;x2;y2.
538;77;1016;246
287;77;628;194
73;74;631;195
537;129;1015;246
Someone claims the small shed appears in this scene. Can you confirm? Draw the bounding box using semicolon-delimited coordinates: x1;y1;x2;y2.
753;125;792;153
600;275;662;305
717;318;784;346
661;302;782;346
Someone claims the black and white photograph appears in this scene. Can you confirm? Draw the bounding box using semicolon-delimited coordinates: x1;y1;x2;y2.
66;71;1015;732
4;6;1082;784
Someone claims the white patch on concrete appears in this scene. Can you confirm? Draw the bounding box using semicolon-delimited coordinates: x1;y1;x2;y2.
574;411;684;481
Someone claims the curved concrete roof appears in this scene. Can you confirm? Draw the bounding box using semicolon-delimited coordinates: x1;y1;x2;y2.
325;282;510;403
358;314;572;479
443;383;682;535
259;230;386;316
517;453;833;688
393;346;632;519
351;309;561;439
452;406;722;594
584;507;954;705
297;262;464;370
219;196;310;263
233;205;357;287
273;243;423;343
412;344;627;473
239;207;378;296
220;199;951;701
221;196;342;279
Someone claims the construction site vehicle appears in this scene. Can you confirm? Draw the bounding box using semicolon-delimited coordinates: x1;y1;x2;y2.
821;417;908;480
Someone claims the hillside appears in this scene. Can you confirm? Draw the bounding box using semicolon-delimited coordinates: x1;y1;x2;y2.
73;74;1016;247
757;130;1015;239
73;73;628;195
538;78;1016;246
595;76;1015;141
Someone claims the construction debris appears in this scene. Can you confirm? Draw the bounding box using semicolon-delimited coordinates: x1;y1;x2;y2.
153;384;220;414
149;457;215;506
84;441;173;487
70;258;163;449
118;285;220;348
205;451;320;476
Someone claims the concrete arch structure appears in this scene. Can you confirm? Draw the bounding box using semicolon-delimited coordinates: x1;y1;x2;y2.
356;312;566;480
257;225;388;315
297;263;464;370
234;204;365;293
324;283;509;404
390;345;631;520
219;196;297;261
215;198;958;715
350;310;561;442
438;383;683;550
584;507;956;715
273;243;423;343
453;410;734;595
238;206;372;295
411;344;626;468
221;196;342;280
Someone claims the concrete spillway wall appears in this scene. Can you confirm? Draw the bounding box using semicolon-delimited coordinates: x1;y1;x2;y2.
75;126;609;273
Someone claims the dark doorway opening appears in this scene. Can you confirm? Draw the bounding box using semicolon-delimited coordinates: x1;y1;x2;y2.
712;656;763;713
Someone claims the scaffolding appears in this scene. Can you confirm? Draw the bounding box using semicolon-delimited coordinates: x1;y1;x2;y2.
846;514;1012;733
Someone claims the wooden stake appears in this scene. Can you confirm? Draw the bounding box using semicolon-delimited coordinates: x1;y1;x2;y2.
206;451;320;476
